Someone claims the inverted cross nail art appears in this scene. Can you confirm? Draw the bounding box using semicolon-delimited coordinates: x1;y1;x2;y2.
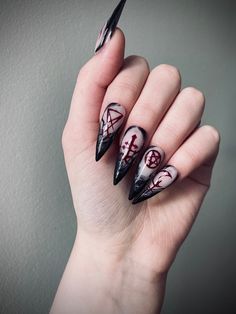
96;103;126;161
114;126;146;185
94;0;127;53
132;165;178;204
128;146;165;200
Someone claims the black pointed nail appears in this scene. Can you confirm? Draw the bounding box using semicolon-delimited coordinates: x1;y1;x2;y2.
132;165;178;204
94;0;127;53
114;126;146;185
128;146;165;200
96;103;126;161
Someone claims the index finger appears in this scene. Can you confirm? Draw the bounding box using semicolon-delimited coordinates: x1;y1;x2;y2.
66;28;125;147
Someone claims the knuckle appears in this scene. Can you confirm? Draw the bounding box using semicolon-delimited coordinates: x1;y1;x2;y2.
203;125;221;144
182;87;205;103
159;122;177;140
125;55;150;74
133;55;150;70
132;105;157;123
153;64;181;83
112;79;139;97
181;87;205;112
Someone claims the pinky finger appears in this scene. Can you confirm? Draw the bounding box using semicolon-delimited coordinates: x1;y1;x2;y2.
169;125;220;184
133;125;220;204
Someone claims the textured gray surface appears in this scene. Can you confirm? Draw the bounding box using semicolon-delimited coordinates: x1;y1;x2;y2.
0;0;235;313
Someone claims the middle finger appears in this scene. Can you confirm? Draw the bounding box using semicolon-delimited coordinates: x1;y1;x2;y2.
114;64;181;184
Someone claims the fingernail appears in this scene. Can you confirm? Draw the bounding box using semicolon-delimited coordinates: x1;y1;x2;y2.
94;0;127;53
96;103;126;161
114;126;146;185
128;146;165;200
132;165;178;204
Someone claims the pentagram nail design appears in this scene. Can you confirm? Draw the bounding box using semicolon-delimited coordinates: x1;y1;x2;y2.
128;146;165;200
94;0;127;53
96;103;126;161
114;126;146;185
132;165;178;204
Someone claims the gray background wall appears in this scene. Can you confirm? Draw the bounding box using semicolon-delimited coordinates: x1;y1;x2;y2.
0;0;235;313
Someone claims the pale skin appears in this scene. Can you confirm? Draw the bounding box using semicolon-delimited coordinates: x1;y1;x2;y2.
50;29;220;314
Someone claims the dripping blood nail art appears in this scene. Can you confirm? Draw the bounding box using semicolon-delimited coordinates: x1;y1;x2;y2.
94;0;127;53
114;126;146;185
128;146;165;200
96;103;126;161
132;165;178;204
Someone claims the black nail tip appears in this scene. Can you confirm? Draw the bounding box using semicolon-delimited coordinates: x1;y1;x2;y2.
128;185;139;200
96;134;117;162
95;142;109;161
128;192;134;201
95;0;127;53
113;169;124;185
113;173;122;185
132;196;144;205
132;189;149;204
113;160;129;185
108;0;127;26
113;163;119;185
128;178;147;201
95;141;103;161
132;191;161;205
95;140;104;161
128;182;135;199
129;190;141;201
94;45;102;54
95;151;102;162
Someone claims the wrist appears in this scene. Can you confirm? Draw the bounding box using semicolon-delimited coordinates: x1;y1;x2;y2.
51;230;167;314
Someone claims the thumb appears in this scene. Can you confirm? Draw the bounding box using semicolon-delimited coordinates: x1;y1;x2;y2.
64;28;125;153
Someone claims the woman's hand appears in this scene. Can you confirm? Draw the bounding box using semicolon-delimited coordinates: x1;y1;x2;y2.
51;28;220;314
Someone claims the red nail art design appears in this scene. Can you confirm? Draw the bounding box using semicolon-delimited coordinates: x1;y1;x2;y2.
129;146;164;200
145;149;163;169
132;165;178;204
96;103;126;161
114;126;146;185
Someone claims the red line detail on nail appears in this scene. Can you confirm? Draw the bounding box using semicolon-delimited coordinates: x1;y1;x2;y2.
145;150;162;169
104;108;124;137
122;134;139;164
148;170;172;192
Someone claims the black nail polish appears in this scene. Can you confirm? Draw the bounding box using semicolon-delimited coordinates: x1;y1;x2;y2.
132;165;178;204
128;146;165;200
96;103;126;161
114;126;146;185
94;0;127;53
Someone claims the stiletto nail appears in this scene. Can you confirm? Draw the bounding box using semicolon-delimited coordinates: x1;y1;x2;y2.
96;103;126;161
94;0;127;53
132;165;178;204
128;146;165;200
114;126;146;185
